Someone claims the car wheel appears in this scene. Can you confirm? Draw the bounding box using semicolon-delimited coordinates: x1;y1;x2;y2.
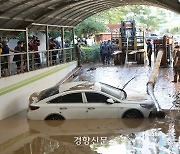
45;114;65;120
123;110;143;118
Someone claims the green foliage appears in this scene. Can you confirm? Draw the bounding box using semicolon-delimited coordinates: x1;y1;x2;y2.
134;6;166;31
169;27;180;34
93;5;167;32
95;7;125;24
75;17;107;37
48;32;61;38
81;44;100;63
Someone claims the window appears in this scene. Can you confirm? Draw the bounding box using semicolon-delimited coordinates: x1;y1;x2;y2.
49;93;82;104
39;85;59;101
85;92;109;103
49;96;61;104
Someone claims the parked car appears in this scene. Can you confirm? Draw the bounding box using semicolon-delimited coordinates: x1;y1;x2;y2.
174;35;180;44
146;34;159;41
27;81;157;120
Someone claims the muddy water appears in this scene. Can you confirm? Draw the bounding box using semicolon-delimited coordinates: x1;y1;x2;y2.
78;64;179;109
0;64;179;154
1;111;180;154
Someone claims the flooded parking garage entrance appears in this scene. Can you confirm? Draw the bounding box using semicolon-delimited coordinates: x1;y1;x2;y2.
0;0;180;154
0;64;179;154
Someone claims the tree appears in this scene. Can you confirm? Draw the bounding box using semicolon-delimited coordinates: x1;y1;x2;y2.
96;5;167;32
75;5;168;36
95;7;125;24
75;16;107;38
169;27;180;34
133;6;167;32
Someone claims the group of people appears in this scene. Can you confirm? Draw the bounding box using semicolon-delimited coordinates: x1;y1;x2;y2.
146;39;180;83
28;36;41;68
0;35;67;77
49;38;62;65
100;40;113;65
0;40;26;76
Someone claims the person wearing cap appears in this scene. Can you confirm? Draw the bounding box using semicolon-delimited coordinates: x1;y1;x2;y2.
147;39;152;67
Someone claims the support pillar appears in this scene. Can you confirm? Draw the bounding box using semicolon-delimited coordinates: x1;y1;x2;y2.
61;27;66;63
46;26;49;66
25;28;30;71
162;35;167;67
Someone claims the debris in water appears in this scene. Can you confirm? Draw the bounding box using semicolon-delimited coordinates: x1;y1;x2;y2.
87;67;97;71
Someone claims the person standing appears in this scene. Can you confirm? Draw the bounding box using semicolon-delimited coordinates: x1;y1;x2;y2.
147;39;152;67
172;46;180;83
1;40;10;76
28;36;40;68
49;39;57;65
100;41;108;65
13;41;24;74
100;41;104;63
75;39;82;67
107;40;112;64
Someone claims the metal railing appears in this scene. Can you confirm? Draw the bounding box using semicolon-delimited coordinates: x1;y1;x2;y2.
0;24;76;78
0;48;76;78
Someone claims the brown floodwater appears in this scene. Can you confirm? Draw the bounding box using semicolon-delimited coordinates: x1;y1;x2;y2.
0;64;179;154
0;111;180;154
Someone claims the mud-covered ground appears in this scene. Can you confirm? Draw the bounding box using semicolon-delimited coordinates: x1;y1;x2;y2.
0;63;179;154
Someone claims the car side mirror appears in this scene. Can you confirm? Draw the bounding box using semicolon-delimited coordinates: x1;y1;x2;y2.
107;98;114;104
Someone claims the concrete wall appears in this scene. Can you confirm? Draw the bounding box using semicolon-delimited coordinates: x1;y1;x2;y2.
0;61;77;120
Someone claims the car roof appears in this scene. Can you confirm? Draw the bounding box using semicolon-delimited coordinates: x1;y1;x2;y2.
38;82;127;101
59;81;101;92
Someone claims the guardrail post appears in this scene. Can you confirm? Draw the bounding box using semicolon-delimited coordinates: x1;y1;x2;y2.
32;53;35;70
46;26;50;67
8;55;11;76
72;28;76;61
62;27;66;63
162;35;167;67
25;28;30;72
50;51;52;66
20;54;24;73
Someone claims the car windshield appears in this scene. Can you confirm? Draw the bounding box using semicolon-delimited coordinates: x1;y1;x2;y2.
99;82;127;100
38;85;59;101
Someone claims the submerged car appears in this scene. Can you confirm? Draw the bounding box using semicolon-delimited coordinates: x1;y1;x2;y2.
27;81;157;120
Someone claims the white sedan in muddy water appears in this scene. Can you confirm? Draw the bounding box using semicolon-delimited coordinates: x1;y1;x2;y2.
27;82;157;120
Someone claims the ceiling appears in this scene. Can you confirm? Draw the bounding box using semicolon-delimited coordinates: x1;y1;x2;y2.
0;0;179;31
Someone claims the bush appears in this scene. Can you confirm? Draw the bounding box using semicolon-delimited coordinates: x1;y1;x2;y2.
81;44;100;63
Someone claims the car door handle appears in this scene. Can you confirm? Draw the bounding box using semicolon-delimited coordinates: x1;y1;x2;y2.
88;107;95;110
59;107;67;110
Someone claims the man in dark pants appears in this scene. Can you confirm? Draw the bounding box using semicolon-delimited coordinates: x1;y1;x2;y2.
13;41;24;74
100;41;108;65
107;40;112;64
100;42;105;64
147;39;152;67
173;46;180;83
75;40;82;67
1;40;10;76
